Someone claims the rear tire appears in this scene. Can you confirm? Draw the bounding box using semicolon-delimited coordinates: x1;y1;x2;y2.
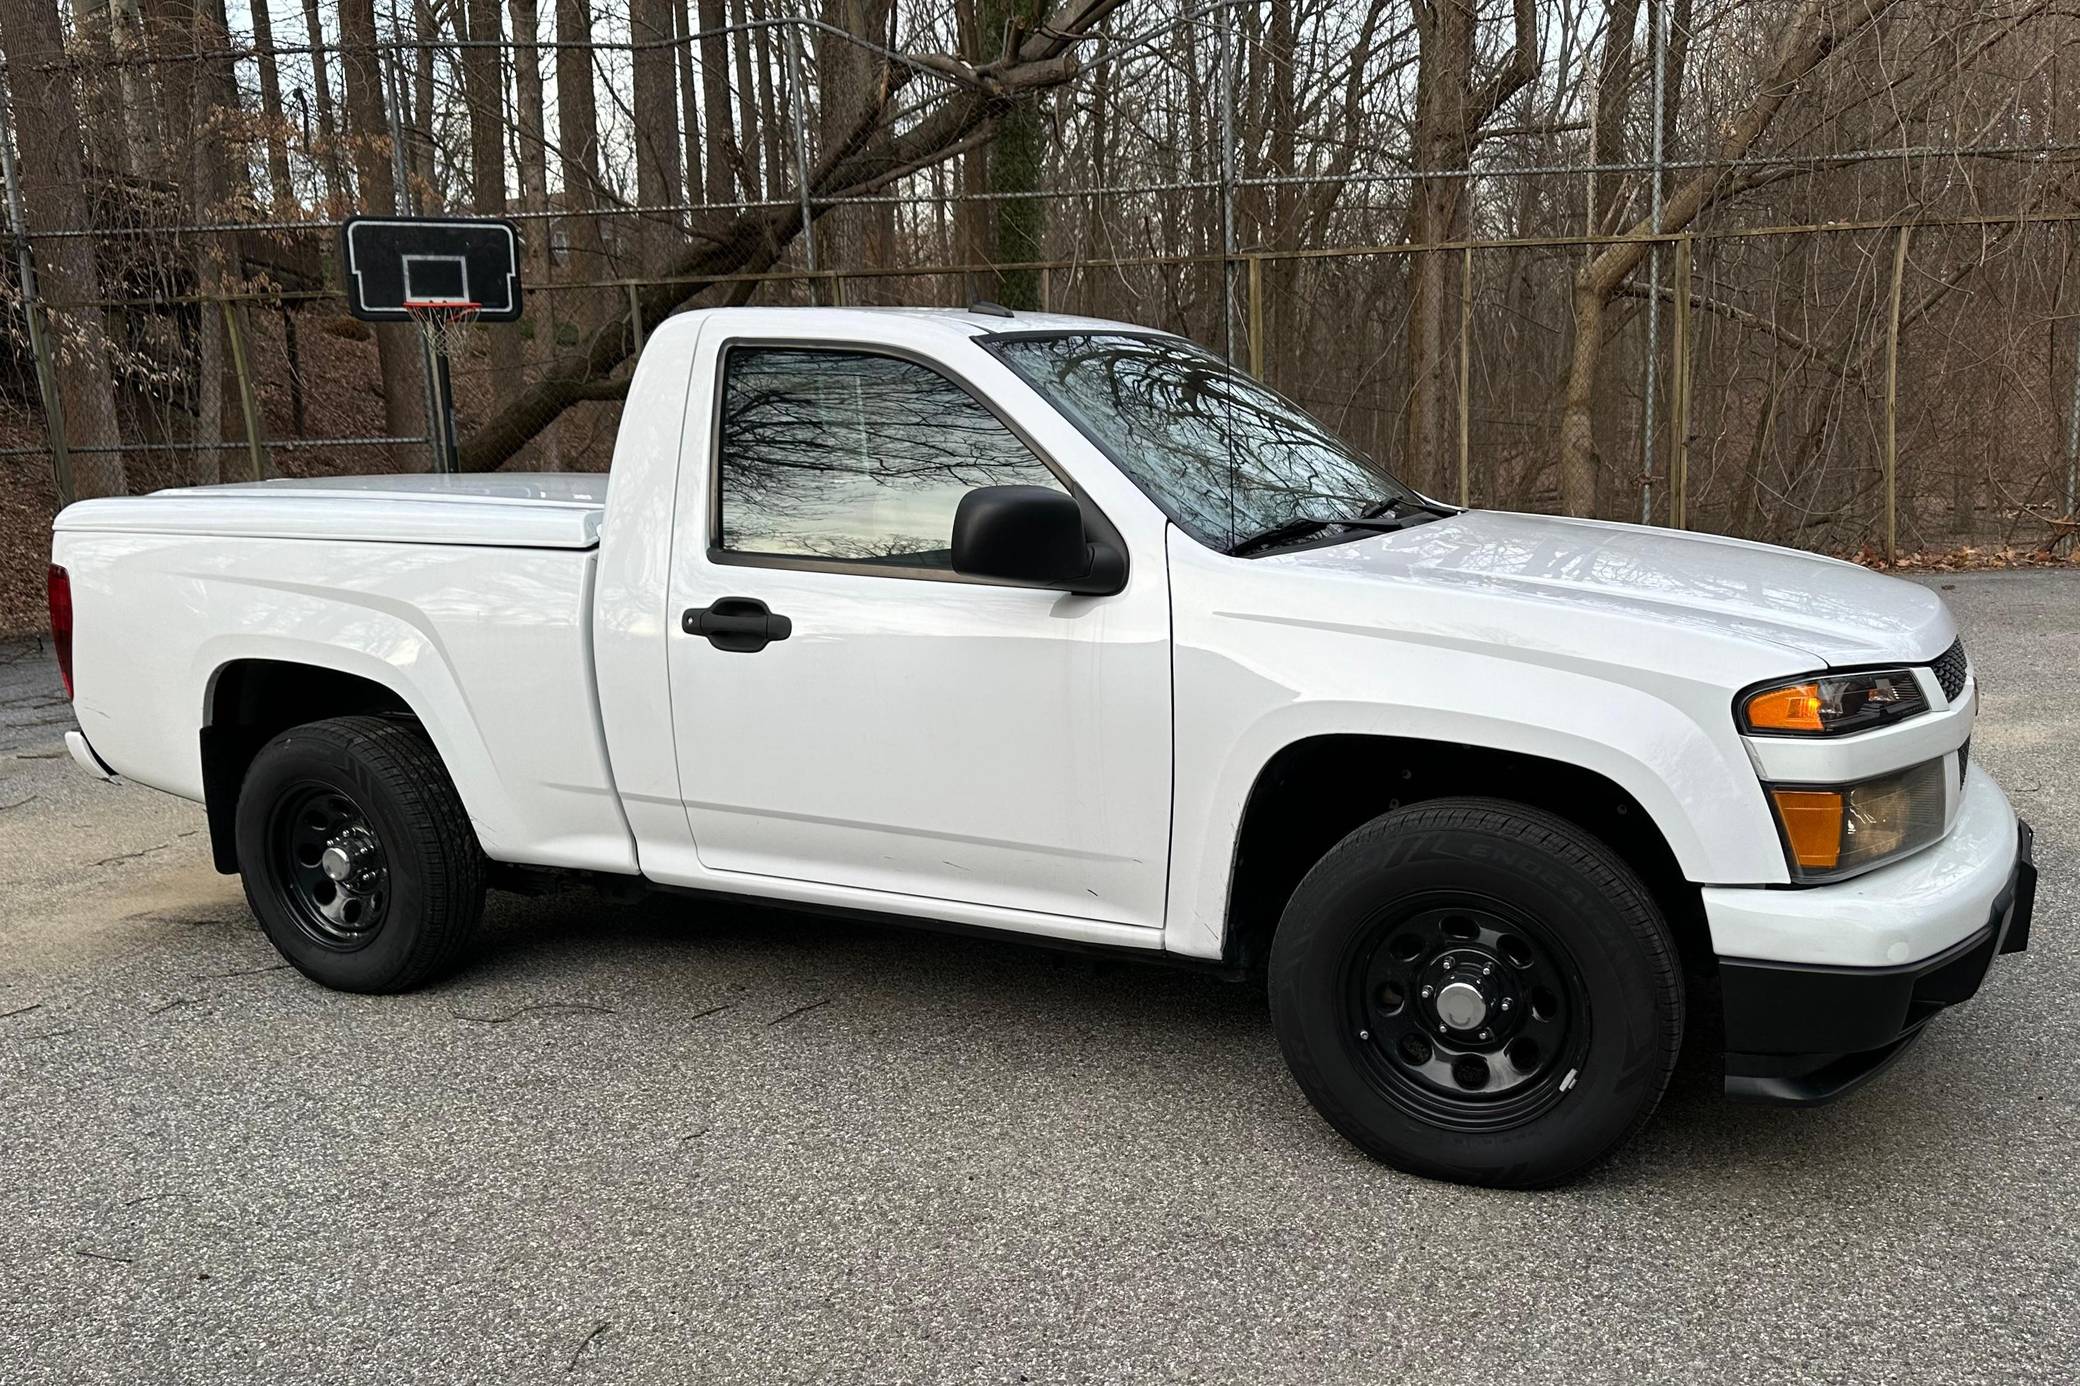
1268;798;1682;1187
235;715;484;993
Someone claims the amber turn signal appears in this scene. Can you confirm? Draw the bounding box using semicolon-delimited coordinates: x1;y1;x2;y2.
1769;788;1845;870
1739;669;1930;737
1745;683;1825;733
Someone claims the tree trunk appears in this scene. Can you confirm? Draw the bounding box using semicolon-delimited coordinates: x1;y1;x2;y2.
338;0;428;442
728;0;765;200
982;0;1050;308
410;0;439;208
186;0;247;484
509;0;556;466
630;0;684;265
752;0;783;206
952;0;986;301
673;0;705;203
300;0;347;211
249;0;296;207
0;0;128;495
67;0;128;179
1404;0;1533;498
817;0;894;300
554;0;609;297
1587;0;1641;517
696;0;733;212
463;0;522;395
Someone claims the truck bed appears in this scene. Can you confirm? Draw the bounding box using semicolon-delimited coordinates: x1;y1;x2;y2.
52;472;636;874
53;474;607;550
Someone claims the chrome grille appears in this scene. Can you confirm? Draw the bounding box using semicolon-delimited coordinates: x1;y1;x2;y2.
1931;638;1968;702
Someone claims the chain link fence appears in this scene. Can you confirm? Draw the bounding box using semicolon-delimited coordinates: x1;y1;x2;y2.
4;2;2080;633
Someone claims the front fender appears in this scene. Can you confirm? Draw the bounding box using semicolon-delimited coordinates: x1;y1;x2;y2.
1161;536;1800;960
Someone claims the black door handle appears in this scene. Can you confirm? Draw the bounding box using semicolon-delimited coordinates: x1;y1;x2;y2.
683;596;792;652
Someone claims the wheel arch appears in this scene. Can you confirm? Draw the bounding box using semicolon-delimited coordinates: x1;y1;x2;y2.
199;659;422;874
1219;734;1707;976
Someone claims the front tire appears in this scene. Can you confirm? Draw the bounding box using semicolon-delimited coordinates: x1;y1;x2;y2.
1268;798;1682;1187
235;715;485;993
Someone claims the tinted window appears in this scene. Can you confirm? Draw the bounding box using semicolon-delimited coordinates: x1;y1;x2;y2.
716;347;1064;568
988;333;1420;551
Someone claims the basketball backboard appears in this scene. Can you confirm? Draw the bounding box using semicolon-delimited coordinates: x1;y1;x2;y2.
340;215;523;322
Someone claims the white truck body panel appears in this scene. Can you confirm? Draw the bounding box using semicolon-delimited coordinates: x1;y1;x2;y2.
54;527;634;872
48;305;2016;976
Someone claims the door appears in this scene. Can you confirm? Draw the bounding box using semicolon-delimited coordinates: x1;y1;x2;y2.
664;340;1172;927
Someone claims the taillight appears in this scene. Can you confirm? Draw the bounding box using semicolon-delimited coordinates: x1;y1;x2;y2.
46;563;73;700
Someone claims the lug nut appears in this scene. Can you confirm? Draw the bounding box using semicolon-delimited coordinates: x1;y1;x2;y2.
1478;1029;1492;1041
1420;985;1433;999
1500;998;1513;1012
1358;1030;1371;1041
1482;965;1493;977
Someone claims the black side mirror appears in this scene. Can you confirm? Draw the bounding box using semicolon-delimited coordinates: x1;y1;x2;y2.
951;486;1125;595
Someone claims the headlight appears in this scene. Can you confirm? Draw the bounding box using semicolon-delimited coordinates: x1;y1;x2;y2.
1740;668;1928;736
1767;758;1947;881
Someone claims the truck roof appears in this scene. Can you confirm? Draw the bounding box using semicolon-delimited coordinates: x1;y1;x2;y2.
670;304;1170;339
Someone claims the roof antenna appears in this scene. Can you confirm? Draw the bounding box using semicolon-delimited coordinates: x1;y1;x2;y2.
967;300;1015;318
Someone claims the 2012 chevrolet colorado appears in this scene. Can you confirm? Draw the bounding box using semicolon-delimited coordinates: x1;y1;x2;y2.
47;306;2037;1186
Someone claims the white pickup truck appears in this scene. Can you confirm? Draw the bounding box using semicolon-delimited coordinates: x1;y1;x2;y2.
49;306;2036;1186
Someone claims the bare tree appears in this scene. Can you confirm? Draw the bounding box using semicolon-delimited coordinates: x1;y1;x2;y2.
631;0;686;264
1556;0;1904;514
459;0;1134;469
1402;0;1534;498
0;0;128;495
339;0;428;441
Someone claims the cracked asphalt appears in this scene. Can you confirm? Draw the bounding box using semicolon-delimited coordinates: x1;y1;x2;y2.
1;571;2075;1384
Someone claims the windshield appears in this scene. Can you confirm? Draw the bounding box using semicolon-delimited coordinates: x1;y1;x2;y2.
986;332;1424;552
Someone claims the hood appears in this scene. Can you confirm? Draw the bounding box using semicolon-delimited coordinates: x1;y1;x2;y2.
1263;509;1953;668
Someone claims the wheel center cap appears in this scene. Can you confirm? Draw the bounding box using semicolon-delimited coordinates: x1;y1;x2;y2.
1434;979;1488;1030
319;845;353;882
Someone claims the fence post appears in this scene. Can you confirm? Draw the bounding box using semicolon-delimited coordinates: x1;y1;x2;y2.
220;300;268;481
1640;0;1668;526
1247;254;1265;381
625;282;646;353
1671;234;1691;529
1885;224;1912;566
2064;317;2080;519
1040;266;1051;313
0;66;75;506
1458;245;1472;507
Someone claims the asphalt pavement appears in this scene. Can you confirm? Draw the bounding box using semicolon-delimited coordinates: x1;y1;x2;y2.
1;571;2074;1384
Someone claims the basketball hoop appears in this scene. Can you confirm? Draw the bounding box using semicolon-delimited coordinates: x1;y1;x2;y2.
403;298;483;363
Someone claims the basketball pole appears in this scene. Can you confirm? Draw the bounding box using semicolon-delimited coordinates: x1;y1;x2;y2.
382;40;454;473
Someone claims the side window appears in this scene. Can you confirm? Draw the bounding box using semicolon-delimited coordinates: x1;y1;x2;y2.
715;346;1065;569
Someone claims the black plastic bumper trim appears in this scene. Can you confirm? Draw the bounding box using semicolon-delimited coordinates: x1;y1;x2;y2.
1719;818;2034;1106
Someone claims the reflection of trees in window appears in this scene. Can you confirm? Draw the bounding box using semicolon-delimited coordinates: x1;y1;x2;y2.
993;334;1415;549
718;348;1062;565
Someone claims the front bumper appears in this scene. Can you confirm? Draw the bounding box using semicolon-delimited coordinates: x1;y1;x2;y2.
1717;819;2036;1104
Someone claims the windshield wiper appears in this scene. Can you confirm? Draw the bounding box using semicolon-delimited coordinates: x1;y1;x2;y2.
1357;494;1457;521
1227;510;1430;557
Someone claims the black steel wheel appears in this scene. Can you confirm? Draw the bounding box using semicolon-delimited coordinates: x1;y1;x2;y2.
1344;895;1591;1132
235;716;484;993
269;783;391;950
1269;798;1683;1187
